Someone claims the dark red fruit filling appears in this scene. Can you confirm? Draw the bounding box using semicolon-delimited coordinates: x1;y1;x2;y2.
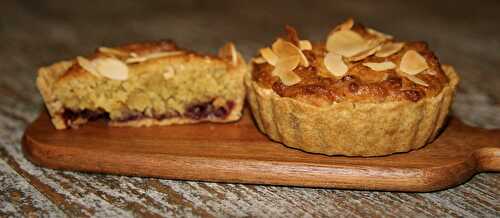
184;100;235;120
62;99;235;125
62;109;109;122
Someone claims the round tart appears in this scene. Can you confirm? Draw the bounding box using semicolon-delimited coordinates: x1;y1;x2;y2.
246;19;459;156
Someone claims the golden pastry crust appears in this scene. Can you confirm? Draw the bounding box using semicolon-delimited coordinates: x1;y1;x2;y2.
246;20;460;156
37;40;247;129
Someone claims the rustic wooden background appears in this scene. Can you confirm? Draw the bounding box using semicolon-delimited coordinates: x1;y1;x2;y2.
1;0;499;217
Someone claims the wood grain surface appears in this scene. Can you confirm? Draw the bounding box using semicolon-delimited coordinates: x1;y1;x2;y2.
22;111;500;192
1;0;500;217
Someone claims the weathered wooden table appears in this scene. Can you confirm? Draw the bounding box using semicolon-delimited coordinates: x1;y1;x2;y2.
1;0;499;217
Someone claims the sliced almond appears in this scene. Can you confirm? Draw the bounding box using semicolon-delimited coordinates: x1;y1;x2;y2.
125;51;184;64
278;71;302;86
229;45;238;66
299;40;312;50
399;50;429;75
366;28;393;40
271;55;300;77
98;47;130;57
218;42;238;66
94;58;129;80
272;39;298;57
324;52;348;77
326;30;368;57
363;61;396;71
423;69;437;75
259;47;278;65
272;39;309;67
348;45;380;62
375;42;404;57
253;57;267;64
296;49;309;67
338;18;354;31
402;73;429;87
76;56;101;78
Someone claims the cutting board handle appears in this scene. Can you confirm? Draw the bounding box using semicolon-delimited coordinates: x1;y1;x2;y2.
475;147;500;172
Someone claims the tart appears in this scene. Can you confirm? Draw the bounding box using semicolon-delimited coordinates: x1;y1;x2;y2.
37;40;247;129
246;19;459;156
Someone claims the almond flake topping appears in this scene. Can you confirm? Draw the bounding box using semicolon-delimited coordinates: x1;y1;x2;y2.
337;18;354;31
279;71;302;86
366;28;393;40
125;51;185;64
297;48;309;67
324;52;348;77
347;43;382;61
299;40;312;50
76;56;101;78
93;58;129;80
402;73;429;87
253;57;267;64
272;55;301;86
218;42;239;66
98;47;130;57
399;50;429;75
375;42;404;57
272;39;309;67
270;41;302;85
326;30;368;57
259;47;278;66
362;61;396;71
271;55;300;77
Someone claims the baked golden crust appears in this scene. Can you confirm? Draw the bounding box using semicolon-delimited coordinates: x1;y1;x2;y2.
37;40;247;129
246;65;458;156
247;19;460;156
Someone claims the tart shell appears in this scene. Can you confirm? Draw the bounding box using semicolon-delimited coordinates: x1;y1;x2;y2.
245;64;459;157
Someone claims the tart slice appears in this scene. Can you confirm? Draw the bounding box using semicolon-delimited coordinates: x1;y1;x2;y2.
37;40;247;129
246;19;459;156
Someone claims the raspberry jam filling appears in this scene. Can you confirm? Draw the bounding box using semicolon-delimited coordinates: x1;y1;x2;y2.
62;99;235;126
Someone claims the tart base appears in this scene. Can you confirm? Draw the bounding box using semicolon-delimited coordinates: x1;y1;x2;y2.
245;65;459;156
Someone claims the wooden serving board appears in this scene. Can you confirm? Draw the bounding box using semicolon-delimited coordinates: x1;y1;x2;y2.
22;109;500;192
